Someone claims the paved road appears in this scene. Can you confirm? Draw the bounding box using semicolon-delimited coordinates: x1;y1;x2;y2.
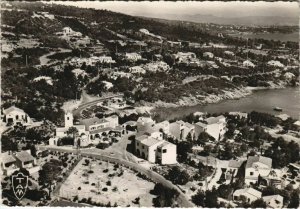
38;145;194;207
72;93;123;117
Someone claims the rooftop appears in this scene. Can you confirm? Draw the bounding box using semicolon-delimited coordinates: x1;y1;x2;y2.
234;188;262;199
15;151;34;162
3;106;25;115
80;117;108;128
0;152;16;164
246;156;272;169
228;159;244;168
140;137;163;147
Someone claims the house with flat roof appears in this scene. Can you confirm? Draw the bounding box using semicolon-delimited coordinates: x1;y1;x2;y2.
135;135;176;165
169;120;195;141
156;142;177;164
245;156;272;185
194;115;226;140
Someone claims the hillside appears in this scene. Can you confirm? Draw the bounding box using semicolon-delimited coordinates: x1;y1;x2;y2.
1;2;299;124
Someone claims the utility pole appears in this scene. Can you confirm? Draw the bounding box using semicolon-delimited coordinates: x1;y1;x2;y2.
25;55;28;67
246;38;249;60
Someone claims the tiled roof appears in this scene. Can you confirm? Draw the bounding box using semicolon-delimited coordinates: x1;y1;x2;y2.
0;152;16;164
90;127;112;134
234;188;262;199
15;151;34;162
246;156;272;169
228;160;244;168
80;117;108;128
3;106;25;115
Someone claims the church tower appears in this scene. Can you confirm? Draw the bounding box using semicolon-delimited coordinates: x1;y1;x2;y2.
65;112;74;128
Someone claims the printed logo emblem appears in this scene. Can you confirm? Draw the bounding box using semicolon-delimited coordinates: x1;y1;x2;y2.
12;172;28;200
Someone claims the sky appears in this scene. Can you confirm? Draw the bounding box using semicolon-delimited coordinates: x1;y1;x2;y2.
49;1;299;18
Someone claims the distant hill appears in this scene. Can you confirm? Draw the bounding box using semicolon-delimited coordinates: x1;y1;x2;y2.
139;13;298;26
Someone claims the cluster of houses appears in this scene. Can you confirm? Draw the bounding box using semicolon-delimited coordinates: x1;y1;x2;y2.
49;112;123;147
230;155;288;208
132;114;228;165
1;150;39;176
69;56;115;67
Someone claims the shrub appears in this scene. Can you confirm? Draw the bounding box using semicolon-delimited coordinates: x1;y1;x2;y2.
63;163;68;168
102;187;108;192
103;169;109;173
106;181;111;186
78;187;81;190
91;183;95;186
88;170;94;174
73;196;78;202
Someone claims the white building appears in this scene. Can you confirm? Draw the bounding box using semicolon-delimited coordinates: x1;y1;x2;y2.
169;120;195;141
137;117;155;132
224;50;235;56
245;156;272;185
80;115;119;139
2;106;32;126
129;66;146;74
243;60;255;68
143;61;170;72
156;142;177;164
153;120;170;134
72;68;87;78
263;195;283;208
135;135;176;165
1;150;39;176
267;60;284;68
233;188;262;203
98;56;115;64
56;113;87;138
194;115;226;140
172;52;196;61
124;53;142;62
229;112;248;119
203;52;214;59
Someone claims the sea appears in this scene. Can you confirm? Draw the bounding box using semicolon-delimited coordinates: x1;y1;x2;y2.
153;87;300;121
229;32;299;42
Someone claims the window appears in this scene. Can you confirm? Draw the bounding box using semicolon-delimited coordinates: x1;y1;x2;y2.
137;142;139;146
142;146;144;149
250;172;254;176
162;149;167;153
16;115;19;120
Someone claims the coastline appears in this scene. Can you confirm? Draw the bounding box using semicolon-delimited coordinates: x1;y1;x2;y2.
138;81;291;111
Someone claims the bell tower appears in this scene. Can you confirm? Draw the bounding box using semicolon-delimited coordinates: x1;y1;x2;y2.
65;112;74;128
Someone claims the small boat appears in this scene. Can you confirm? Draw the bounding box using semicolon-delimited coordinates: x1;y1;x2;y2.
273;107;283;112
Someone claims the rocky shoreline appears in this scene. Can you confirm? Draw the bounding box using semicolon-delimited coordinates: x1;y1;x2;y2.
133;80;298;116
